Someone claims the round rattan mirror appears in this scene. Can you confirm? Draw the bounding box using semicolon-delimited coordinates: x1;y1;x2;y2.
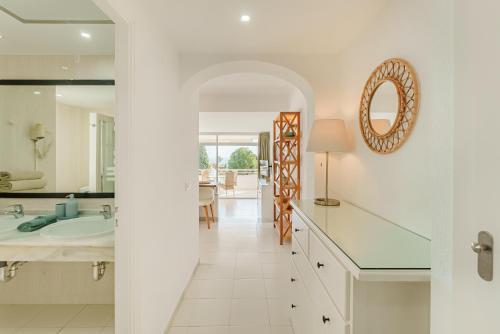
359;58;419;154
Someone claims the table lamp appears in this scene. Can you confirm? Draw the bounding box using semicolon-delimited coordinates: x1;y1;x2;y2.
307;119;348;206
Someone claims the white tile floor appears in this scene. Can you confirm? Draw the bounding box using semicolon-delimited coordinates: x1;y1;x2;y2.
0;304;114;333
168;199;293;334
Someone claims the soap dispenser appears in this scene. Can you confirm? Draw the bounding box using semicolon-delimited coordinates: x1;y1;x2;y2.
65;194;79;219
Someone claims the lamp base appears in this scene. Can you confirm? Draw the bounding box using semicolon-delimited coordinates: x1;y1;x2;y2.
314;198;340;207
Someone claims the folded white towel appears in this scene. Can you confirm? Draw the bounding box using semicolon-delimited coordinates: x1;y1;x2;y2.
0;178;47;192
0;170;44;181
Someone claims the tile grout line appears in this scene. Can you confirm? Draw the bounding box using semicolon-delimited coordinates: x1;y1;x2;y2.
60;304;88;329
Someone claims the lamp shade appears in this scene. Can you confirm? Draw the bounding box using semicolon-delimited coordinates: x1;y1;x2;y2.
306;119;349;153
30;123;46;140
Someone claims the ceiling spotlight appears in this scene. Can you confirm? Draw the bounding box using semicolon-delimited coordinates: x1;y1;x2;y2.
61;66;69;71
33;91;41;95
80;32;92;39
0;35;3;39
240;14;251;23
56;93;63;97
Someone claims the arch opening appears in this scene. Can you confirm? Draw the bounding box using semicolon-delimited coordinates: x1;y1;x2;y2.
182;60;316;200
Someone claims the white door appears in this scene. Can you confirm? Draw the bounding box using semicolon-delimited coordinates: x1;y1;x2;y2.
96;114;115;192
454;1;500;332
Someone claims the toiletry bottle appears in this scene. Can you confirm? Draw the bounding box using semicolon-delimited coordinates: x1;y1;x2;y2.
55;203;66;219
65;194;79;219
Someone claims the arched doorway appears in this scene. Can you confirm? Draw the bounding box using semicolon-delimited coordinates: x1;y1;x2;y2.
182;60;316;199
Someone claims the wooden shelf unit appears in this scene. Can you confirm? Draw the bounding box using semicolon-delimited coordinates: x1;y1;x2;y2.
273;112;301;245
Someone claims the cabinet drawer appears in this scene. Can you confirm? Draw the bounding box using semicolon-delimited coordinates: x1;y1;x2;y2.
291;236;309;280
292;213;309;254
311;291;350;334
309;231;350;319
290;262;313;334
292;241;349;334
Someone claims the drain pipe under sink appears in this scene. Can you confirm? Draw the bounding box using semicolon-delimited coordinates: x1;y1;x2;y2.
92;261;107;281
0;261;26;283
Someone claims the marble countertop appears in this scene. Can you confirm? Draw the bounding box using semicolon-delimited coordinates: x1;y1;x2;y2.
291;200;431;271
0;213;114;262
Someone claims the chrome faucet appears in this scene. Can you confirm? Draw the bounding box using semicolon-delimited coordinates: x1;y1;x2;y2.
100;205;113;219
0;204;24;218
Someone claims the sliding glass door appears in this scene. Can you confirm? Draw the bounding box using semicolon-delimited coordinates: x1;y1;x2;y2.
199;134;217;184
199;133;258;199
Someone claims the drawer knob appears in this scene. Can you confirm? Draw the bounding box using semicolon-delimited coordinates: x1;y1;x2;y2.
291;304;297;309
290;277;296;282
291;251;297;255
294;228;301;232
317;262;325;269
322;315;330;324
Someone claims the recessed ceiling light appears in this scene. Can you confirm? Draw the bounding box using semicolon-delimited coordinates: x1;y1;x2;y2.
33;91;41;95
56;93;63;97
61;66;69;71
80;32;92;39
0;35;3;39
240;14;251;23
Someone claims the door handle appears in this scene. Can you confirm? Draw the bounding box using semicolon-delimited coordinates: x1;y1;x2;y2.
471;242;491;254
471;231;494;281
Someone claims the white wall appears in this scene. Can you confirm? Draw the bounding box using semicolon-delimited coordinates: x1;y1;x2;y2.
199;112;278;133
0;55;114;79
131;30;197;334
331;2;453;334
199;94;290;113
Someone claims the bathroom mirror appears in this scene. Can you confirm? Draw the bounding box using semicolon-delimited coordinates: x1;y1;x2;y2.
359;58;419;154
368;81;399;135
0;80;115;198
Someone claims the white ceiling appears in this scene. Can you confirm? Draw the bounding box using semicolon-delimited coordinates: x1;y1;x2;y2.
200;73;295;96
0;0;389;55
56;85;115;110
0;0;114;55
161;0;390;54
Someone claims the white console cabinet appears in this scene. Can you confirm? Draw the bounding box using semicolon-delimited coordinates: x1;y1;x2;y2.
290;200;430;334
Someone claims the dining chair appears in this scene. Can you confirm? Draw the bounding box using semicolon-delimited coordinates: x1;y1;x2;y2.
199;186;215;229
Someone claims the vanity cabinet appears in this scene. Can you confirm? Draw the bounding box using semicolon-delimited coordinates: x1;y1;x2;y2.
290;200;431;334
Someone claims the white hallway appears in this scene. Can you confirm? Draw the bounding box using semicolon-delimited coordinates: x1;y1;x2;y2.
168;199;293;334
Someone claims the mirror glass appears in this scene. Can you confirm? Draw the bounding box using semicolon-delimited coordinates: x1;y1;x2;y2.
0;84;115;194
369;81;399;135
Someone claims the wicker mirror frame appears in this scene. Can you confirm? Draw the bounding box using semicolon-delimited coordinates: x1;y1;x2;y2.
359;58;419;154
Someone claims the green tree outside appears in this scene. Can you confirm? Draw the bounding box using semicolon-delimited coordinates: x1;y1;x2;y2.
199;145;210;169
227;147;257;169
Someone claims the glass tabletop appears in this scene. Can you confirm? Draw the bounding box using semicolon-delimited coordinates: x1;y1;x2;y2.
291;200;431;270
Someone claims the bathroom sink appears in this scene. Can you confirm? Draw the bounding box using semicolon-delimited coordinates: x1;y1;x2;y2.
40;216;114;240
0;215;35;235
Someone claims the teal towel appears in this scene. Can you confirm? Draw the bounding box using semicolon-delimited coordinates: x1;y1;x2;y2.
17;215;58;232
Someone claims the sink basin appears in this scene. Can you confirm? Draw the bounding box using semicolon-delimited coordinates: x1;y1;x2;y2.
40;216;114;240
0;215;36;235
